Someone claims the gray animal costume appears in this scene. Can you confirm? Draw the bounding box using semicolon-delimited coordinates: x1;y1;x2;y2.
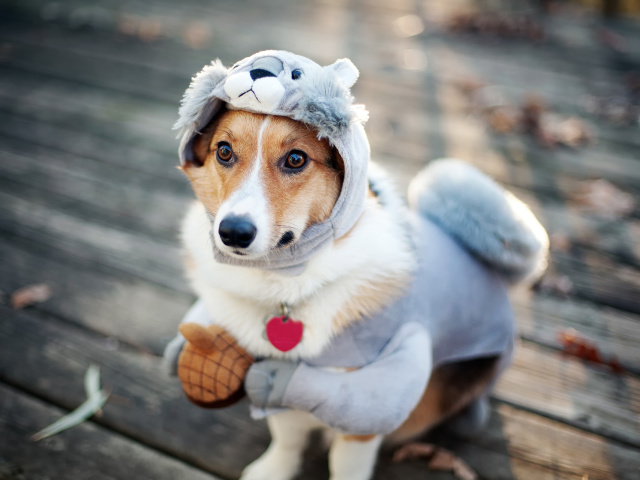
165;50;549;435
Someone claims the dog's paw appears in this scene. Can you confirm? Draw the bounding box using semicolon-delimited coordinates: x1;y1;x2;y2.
240;447;301;480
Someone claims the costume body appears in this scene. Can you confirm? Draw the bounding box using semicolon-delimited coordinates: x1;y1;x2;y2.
176;212;515;435
165;50;548;437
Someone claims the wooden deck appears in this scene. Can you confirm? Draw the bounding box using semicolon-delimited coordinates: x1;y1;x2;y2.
1;0;639;479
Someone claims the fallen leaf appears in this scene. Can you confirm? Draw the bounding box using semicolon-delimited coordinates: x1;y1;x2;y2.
392;442;436;462
11;283;52;309
558;328;624;374
182;21;212;49
32;364;110;441
448;12;543;42
393;443;477;480
549;233;572;253
535;274;573;297
571;179;635;219
555;117;591;147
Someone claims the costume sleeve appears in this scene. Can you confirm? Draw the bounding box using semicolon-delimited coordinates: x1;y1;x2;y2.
162;299;212;375
281;322;433;435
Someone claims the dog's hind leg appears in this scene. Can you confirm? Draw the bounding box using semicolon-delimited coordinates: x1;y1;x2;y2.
241;410;322;480
329;433;384;480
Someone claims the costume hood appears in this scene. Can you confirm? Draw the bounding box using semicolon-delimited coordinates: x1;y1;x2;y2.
174;50;371;275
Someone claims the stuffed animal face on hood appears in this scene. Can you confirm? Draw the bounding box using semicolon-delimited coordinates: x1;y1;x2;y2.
174;50;372;276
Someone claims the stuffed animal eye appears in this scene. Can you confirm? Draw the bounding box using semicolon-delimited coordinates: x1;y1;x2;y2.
284;150;307;170
291;69;303;80
216;142;234;164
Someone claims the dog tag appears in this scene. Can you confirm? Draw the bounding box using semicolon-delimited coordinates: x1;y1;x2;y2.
265;315;303;352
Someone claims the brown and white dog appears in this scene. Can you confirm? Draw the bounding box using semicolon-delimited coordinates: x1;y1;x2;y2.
179;107;500;480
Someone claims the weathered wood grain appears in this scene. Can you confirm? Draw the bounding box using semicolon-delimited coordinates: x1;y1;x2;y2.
0;188;187;293
0;237;192;354
551;248;640;314
512;291;640;374
496;340;640;447
2;305;639;480
0;137;190;239
0;384;221;480
3;9;640;154
1;19;638;195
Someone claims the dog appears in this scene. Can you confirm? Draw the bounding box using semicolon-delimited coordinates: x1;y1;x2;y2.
165;51;548;480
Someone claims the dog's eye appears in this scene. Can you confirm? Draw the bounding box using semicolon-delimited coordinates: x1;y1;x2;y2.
216;142;234;164
291;69;303;80
284;151;307;170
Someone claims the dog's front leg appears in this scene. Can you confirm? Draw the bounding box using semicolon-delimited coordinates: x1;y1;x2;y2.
241;410;321;480
329;434;383;480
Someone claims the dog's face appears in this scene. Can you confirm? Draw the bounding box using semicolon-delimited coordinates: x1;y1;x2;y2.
183;108;344;259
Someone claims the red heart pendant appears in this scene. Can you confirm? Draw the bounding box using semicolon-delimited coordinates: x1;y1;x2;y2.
265;315;304;352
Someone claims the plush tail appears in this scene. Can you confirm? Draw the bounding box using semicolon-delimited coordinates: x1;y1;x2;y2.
408;158;549;285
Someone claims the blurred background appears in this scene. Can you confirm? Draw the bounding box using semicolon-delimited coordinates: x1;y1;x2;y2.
0;1;639;479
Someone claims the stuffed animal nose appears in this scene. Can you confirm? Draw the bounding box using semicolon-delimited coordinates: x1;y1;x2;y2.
219;216;257;248
250;68;276;80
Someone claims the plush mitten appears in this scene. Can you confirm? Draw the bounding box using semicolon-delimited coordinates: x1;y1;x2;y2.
162;334;186;376
244;359;298;408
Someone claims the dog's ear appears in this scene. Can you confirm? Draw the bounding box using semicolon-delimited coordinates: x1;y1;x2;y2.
328;145;346;186
187;122;217;168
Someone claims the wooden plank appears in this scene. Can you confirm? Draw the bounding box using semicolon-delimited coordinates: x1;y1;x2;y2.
0;188;187;293
3;60;640;207
513;291;640;374
4;8;639;154
551;248;640;315
0;237;192;354
0;384;221;480
495;340;640;447
2;305;639;479
1;17;638;169
0;138;190;240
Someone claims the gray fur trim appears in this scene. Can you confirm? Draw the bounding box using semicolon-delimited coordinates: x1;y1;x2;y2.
293;67;368;139
173;59;228;135
408;158;549;284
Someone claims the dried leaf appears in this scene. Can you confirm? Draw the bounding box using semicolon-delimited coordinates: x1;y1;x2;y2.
549;233;571;253
555;117;591;147
182;21;212;49
453;458;479;480
536;274;574;297
393;443;478;480
427;449;456;470
392;442;436;462
571;179;635;219
11;284;52;309
32;365;110;441
558;328;624;374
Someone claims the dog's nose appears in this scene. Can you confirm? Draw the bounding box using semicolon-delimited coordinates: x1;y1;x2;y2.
219;216;257;248
250;68;276;80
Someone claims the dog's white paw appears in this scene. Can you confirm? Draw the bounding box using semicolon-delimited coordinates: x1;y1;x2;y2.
240;446;301;480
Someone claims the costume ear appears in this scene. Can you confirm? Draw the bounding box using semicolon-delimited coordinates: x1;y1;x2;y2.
174;59;228;133
328;58;359;89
